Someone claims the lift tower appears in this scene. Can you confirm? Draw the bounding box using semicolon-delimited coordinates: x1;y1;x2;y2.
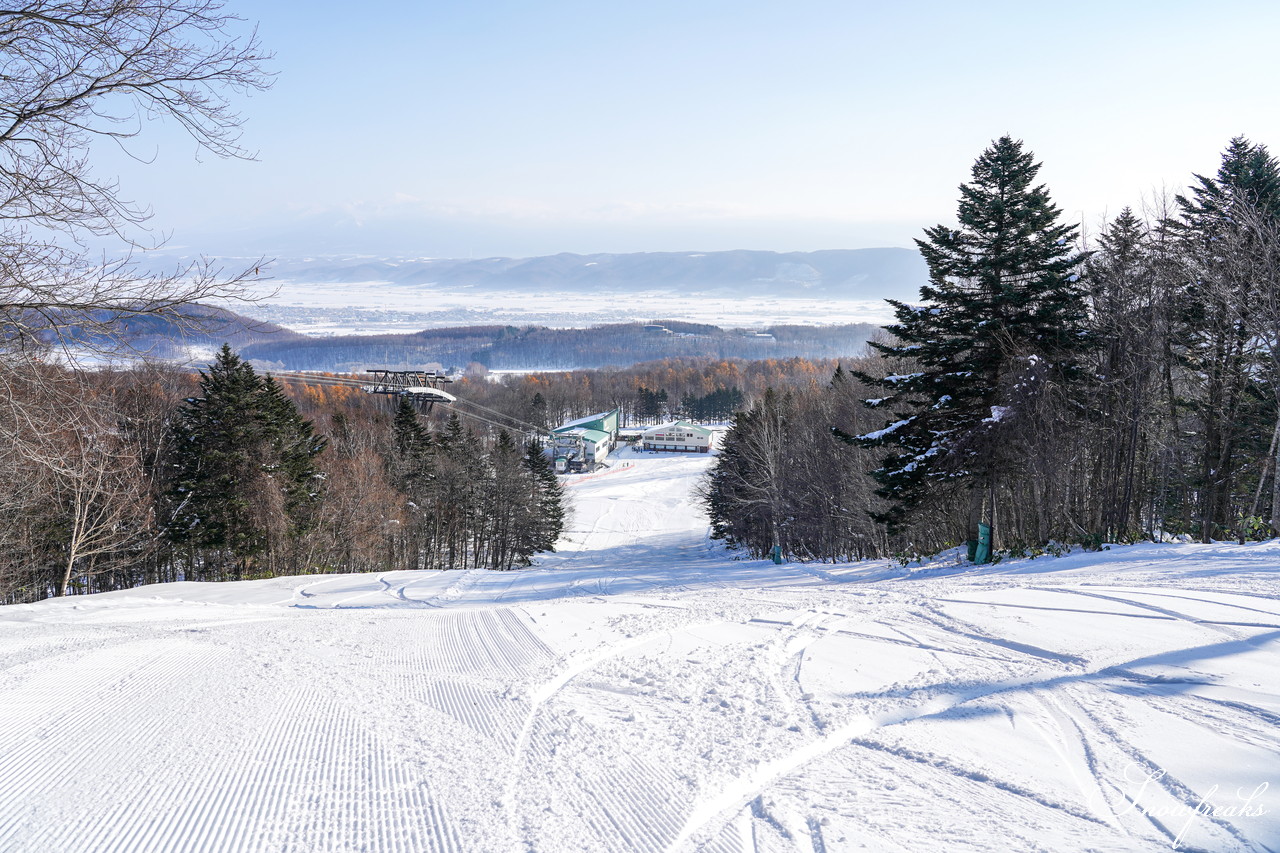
362;369;457;411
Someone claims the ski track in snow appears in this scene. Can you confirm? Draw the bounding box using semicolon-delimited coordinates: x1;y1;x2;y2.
2;445;1279;852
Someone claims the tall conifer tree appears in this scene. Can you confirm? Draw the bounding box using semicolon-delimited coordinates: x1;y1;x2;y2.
522;439;565;555
391;397;435;487
259;376;327;528
846;136;1089;538
1169;137;1280;538
166;345;325;577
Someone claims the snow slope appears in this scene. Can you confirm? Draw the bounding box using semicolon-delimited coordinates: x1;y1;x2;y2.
2;445;1279;852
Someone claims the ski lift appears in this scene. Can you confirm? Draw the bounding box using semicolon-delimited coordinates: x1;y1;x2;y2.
363;369;456;412
402;386;458;403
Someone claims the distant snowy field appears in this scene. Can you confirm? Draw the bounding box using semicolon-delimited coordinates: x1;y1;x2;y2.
236;279;896;336
3;446;1279;852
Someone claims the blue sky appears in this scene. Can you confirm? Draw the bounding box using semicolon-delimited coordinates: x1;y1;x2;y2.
100;0;1280;258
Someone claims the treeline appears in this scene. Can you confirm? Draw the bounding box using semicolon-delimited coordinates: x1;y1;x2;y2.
0;346;565;604
1;349;849;603
704;371;885;561
242;326;506;373
241;322;879;372
441;356;844;431
386;399;563;571
708;135;1280;561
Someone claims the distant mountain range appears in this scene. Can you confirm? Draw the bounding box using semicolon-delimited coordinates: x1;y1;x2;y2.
269;248;926;300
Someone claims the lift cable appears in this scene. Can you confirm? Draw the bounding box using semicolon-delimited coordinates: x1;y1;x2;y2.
444;405;545;437
450;397;551;436
267;370;550;438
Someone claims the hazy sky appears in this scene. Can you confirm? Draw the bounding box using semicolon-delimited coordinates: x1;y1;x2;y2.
100;0;1280;258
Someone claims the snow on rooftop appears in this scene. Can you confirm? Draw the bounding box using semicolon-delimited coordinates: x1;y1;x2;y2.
557;409;616;430
641;420;713;436
554;426;609;444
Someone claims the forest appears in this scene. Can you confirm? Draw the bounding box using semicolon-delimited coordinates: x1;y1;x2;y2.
12;131;1280;598
444;356;836;429
706;136;1280;565
4;331;891;603
2;348;853;603
0;347;570;603
239;321;880;372
3;4;1279;600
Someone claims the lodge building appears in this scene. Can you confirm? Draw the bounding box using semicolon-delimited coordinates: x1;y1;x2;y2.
640;421;713;453
551;409;620;473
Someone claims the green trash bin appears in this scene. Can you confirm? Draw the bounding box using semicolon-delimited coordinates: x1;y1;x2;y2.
974;522;993;565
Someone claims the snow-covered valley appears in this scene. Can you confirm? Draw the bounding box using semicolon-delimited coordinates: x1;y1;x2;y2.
237;278;896;337
2;446;1278;852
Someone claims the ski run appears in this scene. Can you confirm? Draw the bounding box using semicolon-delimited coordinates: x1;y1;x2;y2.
2;442;1278;853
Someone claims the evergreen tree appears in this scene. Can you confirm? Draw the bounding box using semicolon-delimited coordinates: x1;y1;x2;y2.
522;439;565;554
386;399;440;570
484;430;527;568
391;396;435;488
1176;136;1280;223
431;413;479;569
679;387;743;421
392;397;430;458
846;136;1089;538
167;344;264;573
705;389;793;556
1169;137;1280;539
637;386;663;421
437;412;468;453
259;376;327;529
166;345;325;578
706;385;881;561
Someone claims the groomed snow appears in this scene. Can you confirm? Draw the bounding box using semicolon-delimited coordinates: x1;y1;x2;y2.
2;444;1278;852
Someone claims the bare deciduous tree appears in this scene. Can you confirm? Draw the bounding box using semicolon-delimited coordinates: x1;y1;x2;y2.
48;408;153;595
0;2;272;599
0;0;273;354
0;364;153;599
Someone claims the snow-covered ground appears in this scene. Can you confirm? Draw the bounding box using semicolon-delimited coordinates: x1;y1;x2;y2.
235;280;895;335
2;445;1279;852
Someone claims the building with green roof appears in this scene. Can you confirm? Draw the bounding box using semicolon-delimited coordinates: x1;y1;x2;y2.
551;409;619;472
